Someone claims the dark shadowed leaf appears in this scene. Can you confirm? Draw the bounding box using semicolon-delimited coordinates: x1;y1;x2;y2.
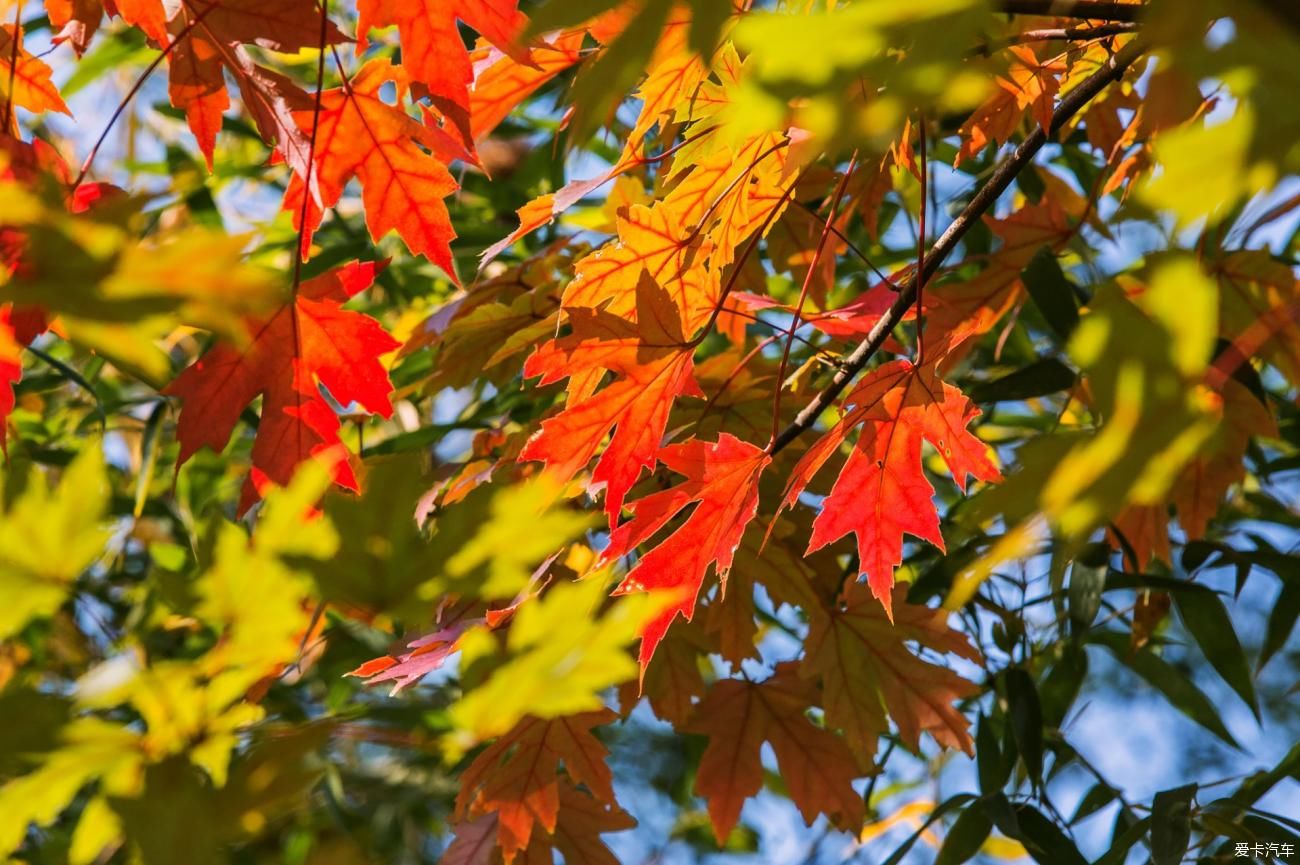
1150;784;1196;865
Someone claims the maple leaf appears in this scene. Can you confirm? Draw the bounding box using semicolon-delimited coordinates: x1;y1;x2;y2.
165;260;399;514
455;711;617;862
469;28;586;142
0;310;21;455
778;359;1001;617
957;45;1067;165
601;433;770;670
922;197;1076;360
347;621;474;694
0;25;72;124
1207;250;1300;387
625;624;707;725
519;272;702;521
442;785;634;865
703;528;825;666
164;0;344;171
281;59;466;280
355;0;529;146
690;662;863;844
518;784;635;865
803;583;980;764
46;0;103;55
440;814;500;865
1113;376;1279;567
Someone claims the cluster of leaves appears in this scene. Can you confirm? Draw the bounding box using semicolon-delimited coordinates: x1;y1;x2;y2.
1;0;1300;863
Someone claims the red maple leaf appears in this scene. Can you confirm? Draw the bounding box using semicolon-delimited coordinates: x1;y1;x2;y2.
601;433;770;670
165;260;398;514
281;59;468;281
777;358;1001;617
163;0;344;173
354;0;530;147
519;272;703;522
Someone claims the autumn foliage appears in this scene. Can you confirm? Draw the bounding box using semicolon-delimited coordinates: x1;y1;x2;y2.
2;1;1300;863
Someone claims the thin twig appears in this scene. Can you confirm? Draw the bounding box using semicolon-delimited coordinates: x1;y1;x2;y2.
73;8;215;189
994;0;1146;22
768;40;1145;456
974;22;1140;55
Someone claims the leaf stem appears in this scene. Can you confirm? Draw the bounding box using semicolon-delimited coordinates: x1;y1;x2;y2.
72;7;214;190
2;0;23;133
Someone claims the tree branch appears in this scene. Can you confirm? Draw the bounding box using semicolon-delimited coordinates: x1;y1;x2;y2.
994;0;1147;22
974;22;1140;55
768;40;1144;456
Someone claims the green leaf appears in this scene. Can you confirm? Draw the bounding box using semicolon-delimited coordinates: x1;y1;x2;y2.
565;0;674;145
1260;577;1300;671
1174;589;1259;717
447;574;673;752
1022;247;1080;341
1229;741;1300;808
880;794;978;865
969;357;1077;404
1010;804;1086;865
1067;542;1109;633
1003;669;1043;786
1095;815;1151;865
1039;645;1088;730
1151;784;1196;865
526;0;621;34
1094;631;1239;748
0;446;112;639
1070;783;1117;825
935;803;993;865
976;714;1010;795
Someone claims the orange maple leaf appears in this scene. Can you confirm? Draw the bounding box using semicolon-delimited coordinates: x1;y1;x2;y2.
165;260;398;514
355;0;529;146
282;59;467;280
519;273;703;522
690;662;864;844
468;28;586;142
804;583;981;764
164;0;344;170
601;433;770;670
957;45;1067;165
0;25;72;124
455;711;617;863
778;359;1001;618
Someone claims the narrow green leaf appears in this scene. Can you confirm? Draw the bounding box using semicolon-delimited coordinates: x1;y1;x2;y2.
1261;578;1300;671
976;714;1009;795
1070;783;1116;824
880;794;977;865
1010;804;1087;865
1004;669;1044;786
970;357;1077;403
935;803;993;865
1039;645;1088;730
527;0;622;35
1095;815;1151;865
1229;742;1300;808
1151;784;1196;865
1174;590;1259;717
1067;542;1109;633
1022;247;1080;340
1094;632;1240;748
